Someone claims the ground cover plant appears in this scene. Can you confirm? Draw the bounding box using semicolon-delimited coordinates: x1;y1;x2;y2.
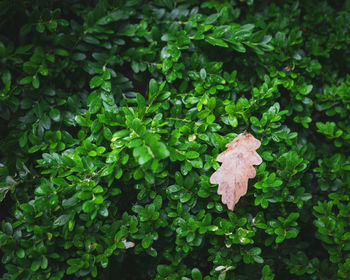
0;0;349;279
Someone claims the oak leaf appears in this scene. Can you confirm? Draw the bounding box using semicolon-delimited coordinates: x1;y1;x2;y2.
210;133;262;211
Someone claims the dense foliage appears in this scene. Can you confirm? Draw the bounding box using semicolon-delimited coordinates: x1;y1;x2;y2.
0;0;349;279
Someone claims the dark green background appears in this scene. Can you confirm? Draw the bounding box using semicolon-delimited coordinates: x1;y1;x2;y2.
0;0;349;279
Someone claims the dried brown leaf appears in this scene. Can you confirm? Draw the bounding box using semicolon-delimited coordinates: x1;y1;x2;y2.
210;133;262;211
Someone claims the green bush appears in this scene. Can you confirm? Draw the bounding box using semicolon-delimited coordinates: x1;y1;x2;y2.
1;0;349;279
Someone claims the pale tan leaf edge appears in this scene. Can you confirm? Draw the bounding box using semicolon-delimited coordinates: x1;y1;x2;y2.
210;133;262;210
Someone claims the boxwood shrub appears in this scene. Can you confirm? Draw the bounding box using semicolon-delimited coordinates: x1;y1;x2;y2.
0;0;349;279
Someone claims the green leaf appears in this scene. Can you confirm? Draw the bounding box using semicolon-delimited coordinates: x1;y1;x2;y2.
28;145;42;153
83;35;100;45
148;78;158;103
89;76;104;89
48;21;58;30
75;115;87;126
91;119;102;134
16;248;25;258
19;133;28;148
103;127;113;140
200;68;207;80
82;200;95;213
101;165;114;177
151;142;169;159
142;235;151;249
157;265;172;276
87;92;102;114
41;256;48;269
2;70;11;85
36;23;45;33
110;188;121;196
136;93;146;111
249;247;261;255
62;197;78;208
19;76;33;85
66;265;80;275
204;13;220;25
253;255;264;263
191;268;202;280
40;115;51;130
31;260;41;272
112;130;130;140
190;158;203;169
53;214;71;226
133;145;152;165
54;48;69;56
72;52;86;61
93;185;104;193
94;195;104;204
46;21;57;31
102;81;111;92
231;42;246;53
32;76;40;88
38;65;48;76
205;37;229;48
197;188;209;198
276;235;285;243
4;222;13;235
186;151;200;159
49;109;61;122
97;10;130;25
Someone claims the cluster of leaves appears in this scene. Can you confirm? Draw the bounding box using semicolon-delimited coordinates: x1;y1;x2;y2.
0;0;349;279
